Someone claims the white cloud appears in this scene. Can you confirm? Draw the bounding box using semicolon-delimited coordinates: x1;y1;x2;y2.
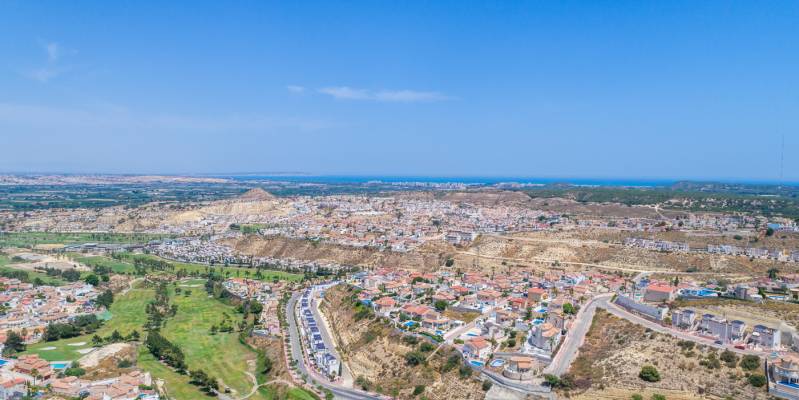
373;90;451;103
25;67;62;83
23;41;72;83
46;42;61;62
287;85;306;94
318;86;371;100
317;86;452;103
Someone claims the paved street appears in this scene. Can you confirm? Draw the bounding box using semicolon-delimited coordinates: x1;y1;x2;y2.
543;293;612;376
285;293;384;400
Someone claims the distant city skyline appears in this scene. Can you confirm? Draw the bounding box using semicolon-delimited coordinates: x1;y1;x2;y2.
1;1;797;180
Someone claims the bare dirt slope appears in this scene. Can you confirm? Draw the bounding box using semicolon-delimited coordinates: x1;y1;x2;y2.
227;235;448;271
320;284;485;400
564;309;768;400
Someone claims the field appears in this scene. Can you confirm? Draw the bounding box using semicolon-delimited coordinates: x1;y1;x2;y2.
0;253;74;286
115;253;304;282
26;279;279;400
0;232;171;248
71;254;138;274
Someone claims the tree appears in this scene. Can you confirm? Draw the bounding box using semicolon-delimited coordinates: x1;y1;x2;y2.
404;351;425;366
562;303;576;315
96;289;114;308
740;355;761;371
434;300;448;312
768;268;780;280
766;227;775;236
413;385;425;396
639;365;661;382
84;274;100;286
748;373;766;387
3;331;25;356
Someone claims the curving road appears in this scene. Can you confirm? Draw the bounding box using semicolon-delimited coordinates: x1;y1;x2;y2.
285;293;384;400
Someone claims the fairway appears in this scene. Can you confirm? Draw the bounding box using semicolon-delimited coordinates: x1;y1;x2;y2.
116;253;304;282
0;232;171;248
26;284;153;361
25;279;275;400
72;254;137;274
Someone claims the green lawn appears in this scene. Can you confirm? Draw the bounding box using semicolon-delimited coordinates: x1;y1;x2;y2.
26;280;274;400
71;254;137;274
0;232;172;248
117;253;304;282
26;285;153;360
0;254;70;286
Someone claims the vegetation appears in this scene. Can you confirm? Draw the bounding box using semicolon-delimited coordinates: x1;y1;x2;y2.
638;365;661;382
740;355;761;371
748;373;766;387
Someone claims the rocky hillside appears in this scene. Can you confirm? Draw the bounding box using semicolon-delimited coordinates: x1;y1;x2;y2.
320;284;485;400
564;309;769;399
227;235;450;271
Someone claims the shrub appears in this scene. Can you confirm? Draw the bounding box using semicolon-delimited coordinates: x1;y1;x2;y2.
117;359;133;368
482;380;493;391
405;351;425;366
740;355;761;371
631;395;643;400
413;385;425;395
720;349;738;368
639;365;661;382
748;373;766;387
651;395;666;400
419;342;435;352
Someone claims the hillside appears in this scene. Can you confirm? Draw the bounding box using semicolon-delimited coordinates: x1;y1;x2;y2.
320;284;485;400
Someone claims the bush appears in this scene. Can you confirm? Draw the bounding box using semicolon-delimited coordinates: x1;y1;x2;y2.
117;359;133;368
412;385;425;396
651;395;666;400
405;351;425;366
639;365;661;382
740;355;761;371
748;373;766;387
482;380;493;391
720;349;738;368
631;395;643;400
419;342;435;352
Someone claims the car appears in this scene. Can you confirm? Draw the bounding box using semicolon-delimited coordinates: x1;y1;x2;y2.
714;340;723;345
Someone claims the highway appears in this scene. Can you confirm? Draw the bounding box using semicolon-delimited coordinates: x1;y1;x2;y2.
285;293;384;400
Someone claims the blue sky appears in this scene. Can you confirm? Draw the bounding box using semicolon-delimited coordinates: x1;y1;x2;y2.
1;1;797;181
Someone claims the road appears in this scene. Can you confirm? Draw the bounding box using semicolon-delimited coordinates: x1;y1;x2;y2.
543;293;612;376
285;293;384;400
545;293;767;377
309;286;355;386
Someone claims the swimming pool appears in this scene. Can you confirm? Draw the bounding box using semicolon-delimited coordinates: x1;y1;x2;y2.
403;321;417;328
51;362;69;370
490;359;505;367
469;360;484;367
0;359;7;366
533;318;544;325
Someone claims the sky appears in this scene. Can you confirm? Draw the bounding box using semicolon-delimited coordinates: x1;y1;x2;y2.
1;1;798;181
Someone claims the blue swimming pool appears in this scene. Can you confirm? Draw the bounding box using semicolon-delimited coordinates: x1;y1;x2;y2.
780;381;799;388
490;359;505;367
51;362;69;370
466;332;478;337
0;360;7;366
469;360;484;367
403;321;417;328
533;318;544;325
